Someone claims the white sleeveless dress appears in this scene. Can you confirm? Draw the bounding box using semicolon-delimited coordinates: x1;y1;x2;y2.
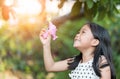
69;58;100;79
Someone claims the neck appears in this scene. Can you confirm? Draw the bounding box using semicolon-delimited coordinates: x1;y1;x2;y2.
81;53;93;63
80;48;95;63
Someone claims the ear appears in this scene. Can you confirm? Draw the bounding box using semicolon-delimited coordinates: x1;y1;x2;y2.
91;39;99;46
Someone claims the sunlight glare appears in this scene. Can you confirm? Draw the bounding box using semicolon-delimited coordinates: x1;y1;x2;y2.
28;18;36;24
4;0;14;6
46;0;59;13
14;0;41;15
8;12;18;26
0;20;3;28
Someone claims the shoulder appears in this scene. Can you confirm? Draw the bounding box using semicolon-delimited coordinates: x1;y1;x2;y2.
99;55;111;78
98;55;111;73
99;55;109;68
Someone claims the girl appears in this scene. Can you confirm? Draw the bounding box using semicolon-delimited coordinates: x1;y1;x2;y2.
39;22;116;79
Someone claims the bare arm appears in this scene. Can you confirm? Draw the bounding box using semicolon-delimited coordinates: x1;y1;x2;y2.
99;56;111;79
43;44;69;72
40;29;69;72
100;66;111;79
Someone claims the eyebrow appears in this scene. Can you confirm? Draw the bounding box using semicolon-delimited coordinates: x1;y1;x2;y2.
81;28;87;31
78;29;85;33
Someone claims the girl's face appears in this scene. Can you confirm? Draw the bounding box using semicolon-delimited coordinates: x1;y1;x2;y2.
73;24;96;49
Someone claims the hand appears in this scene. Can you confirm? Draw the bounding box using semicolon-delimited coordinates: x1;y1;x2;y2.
39;29;51;45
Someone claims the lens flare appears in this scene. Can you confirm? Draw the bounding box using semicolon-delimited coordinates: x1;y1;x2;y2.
8;0;42;15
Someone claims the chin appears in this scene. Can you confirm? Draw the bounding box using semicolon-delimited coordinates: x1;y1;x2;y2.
73;40;80;47
73;44;79;48
73;46;81;51
73;43;82;50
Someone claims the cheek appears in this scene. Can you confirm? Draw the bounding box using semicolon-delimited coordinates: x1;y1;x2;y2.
81;36;93;44
82;35;90;41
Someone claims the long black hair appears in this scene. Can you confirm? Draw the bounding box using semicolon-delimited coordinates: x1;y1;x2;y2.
68;22;116;79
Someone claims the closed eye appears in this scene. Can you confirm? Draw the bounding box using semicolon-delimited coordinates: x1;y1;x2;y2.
82;30;85;33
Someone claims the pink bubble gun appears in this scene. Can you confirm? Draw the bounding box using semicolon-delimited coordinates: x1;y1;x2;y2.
42;22;58;40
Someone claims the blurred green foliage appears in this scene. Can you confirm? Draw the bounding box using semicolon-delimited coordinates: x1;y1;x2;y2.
0;15;120;79
59;0;119;20
0;0;120;79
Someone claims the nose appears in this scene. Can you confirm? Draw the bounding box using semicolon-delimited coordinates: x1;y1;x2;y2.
75;34;80;39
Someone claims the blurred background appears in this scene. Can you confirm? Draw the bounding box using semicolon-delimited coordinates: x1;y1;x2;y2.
0;0;120;79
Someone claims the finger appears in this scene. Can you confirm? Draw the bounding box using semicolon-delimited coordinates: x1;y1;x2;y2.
41;29;46;32
40;30;47;36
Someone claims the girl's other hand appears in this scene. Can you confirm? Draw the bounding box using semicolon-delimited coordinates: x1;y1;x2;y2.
39;29;51;45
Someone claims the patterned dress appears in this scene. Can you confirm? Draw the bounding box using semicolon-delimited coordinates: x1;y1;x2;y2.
69;58;100;79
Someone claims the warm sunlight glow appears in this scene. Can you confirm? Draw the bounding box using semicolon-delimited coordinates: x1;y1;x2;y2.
3;0;74;26
46;1;59;13
0;20;3;28
8;12;18;26
4;0;14;6
28;18;36;24
14;0;41;15
0;20;6;28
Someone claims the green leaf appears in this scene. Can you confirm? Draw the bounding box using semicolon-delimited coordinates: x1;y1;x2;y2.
86;0;94;9
113;3;120;13
84;3;95;21
1;49;7;57
108;12;117;22
9;40;16;51
97;6;106;20
70;1;82;16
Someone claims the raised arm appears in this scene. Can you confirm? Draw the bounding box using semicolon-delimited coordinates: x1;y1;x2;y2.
39;29;69;72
